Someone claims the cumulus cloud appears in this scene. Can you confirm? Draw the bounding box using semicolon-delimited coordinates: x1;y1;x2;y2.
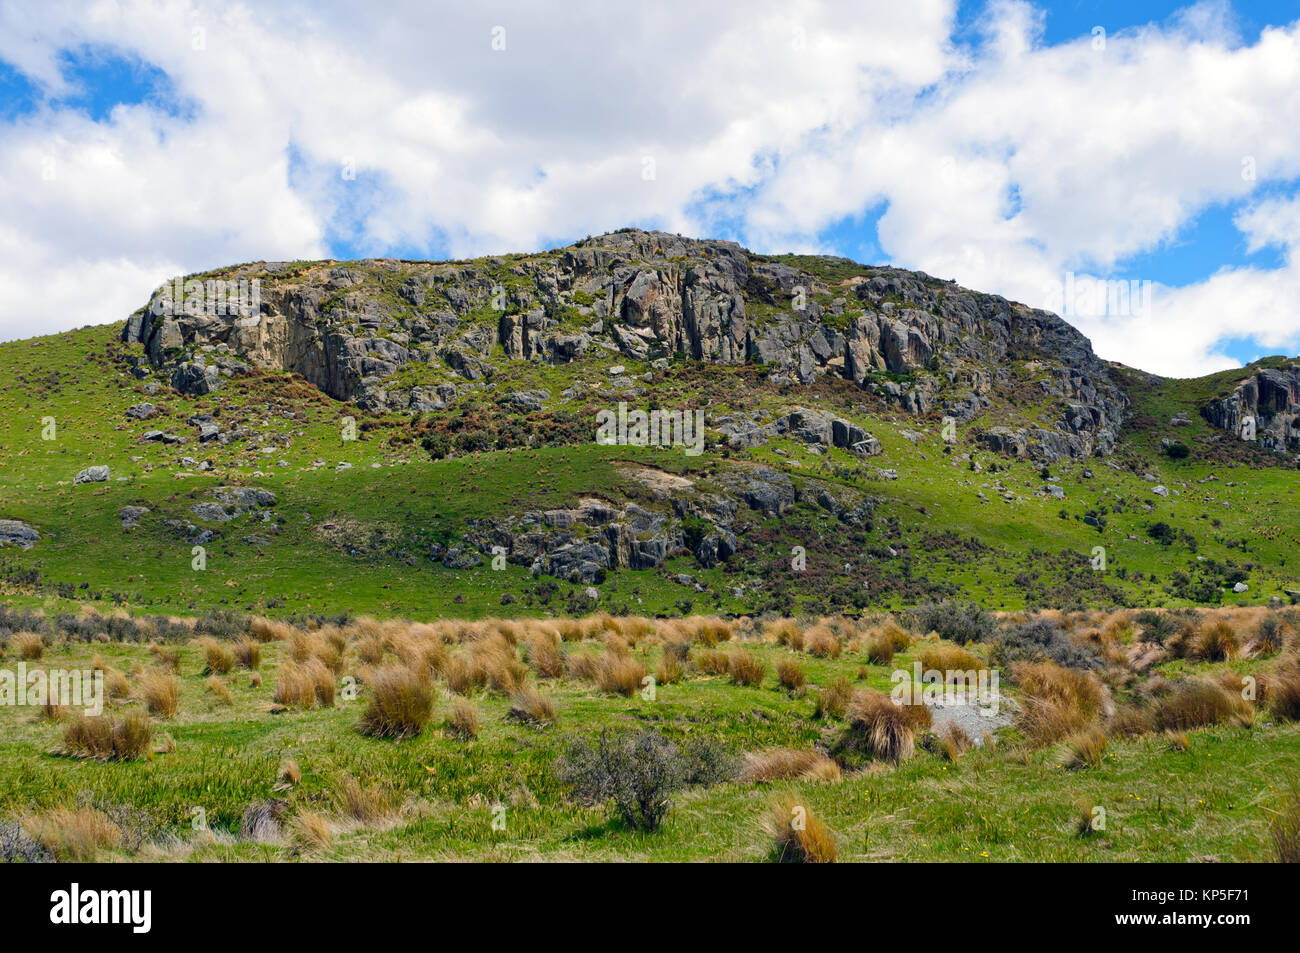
0;0;1297;376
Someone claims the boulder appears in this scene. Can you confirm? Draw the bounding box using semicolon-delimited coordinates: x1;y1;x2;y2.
0;519;39;549
74;465;110;484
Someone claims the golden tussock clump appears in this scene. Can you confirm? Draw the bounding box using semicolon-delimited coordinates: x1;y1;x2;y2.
275;658;336;708
1013;661;1104;746
358;666;434;739
233;638;262;670
333;777;396;826
195;636;235;675
249;616;295;642
1195;620;1240;662
447;696;479;738
12;632;44;660
22;806;124;861
814;677;853;720
290;810;333;851
148;644;181;672
60;711;153;761
937;722;973;761
507;685;558;726
864;631;895;665
776;658;806;692
762;618;803;651
523;631;565;679
205;676;233;706
655;651;685;685
696;650;731;676
1059;728;1108;770
138;669;180;718
802;625;841;659
1152;679;1253;732
918;643;985;673
766;798;837;863
728;651;767;687
741;747;841;783
596;653;648;697
275;759;301;789
833;690;930;763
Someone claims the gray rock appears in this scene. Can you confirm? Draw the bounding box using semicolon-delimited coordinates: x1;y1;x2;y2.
119;506;150;528
73;465;110;484
126;402;158;420
0;519;39;549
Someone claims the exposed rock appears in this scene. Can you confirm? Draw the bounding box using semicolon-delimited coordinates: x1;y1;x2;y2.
73;465;110;484
119;506;150;528
1201;363;1300;454
125;402;158;420
0;519;39;549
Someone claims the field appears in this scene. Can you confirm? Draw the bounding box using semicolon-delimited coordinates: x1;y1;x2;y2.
1;604;1298;862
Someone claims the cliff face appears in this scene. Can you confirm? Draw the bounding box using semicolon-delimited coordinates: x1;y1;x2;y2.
1201;364;1300;455
121;228;1127;461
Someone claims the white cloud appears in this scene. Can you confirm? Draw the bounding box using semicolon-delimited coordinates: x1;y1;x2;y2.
0;0;1297;376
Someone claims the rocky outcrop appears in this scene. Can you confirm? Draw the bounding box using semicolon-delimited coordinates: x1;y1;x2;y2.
121;230;1125;459
1201;363;1300;456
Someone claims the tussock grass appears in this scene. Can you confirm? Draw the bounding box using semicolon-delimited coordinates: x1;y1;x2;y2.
334;778;395;826
60;712;153;761
803;625;841;658
1153;680;1253;732
148;643;180;672
763;618;803;651
741;747;840;782
290;810;333;851
524;630;565;679
205;676;233;706
1271;785;1300;863
1196;620;1240;662
833;690;930;763
233;638;262;670
358;666;435;739
728;651;767;687
447;697;479;738
776;658;806;692
138;669;180;718
12;632;44;660
1060;728;1108;770
918;643;984;673
766;798;837;863
196;637;235;675
814;677;853;720
1013;661;1104;746
508;686;558;726
596;654;648;697
22;806;123;861
937;722;973;761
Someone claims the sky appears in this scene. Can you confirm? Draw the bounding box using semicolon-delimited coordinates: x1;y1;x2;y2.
1;0;1299;377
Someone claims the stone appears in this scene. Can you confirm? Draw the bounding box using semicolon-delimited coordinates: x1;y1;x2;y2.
126;402;158;420
119;506;150;528
74;465;110;484
0;519;39;549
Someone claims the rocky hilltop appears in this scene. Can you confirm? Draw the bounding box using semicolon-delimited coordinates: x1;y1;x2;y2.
121;229;1128;463
1201;363;1300;455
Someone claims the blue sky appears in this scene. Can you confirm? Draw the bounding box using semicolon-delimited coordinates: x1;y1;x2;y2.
0;0;1298;376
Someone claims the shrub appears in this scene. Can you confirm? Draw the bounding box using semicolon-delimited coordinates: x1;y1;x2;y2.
1134;610;1176;644
776;658;806;692
907;601;996;644
831;690;930;764
1012;661;1104;746
728;651;767;687
992;616;1098;669
507;686;558;726
60;712;153;761
741;748;840;783
1060;728;1108;770
358;666;435;739
138;670;180;718
814;677;853;720
556;728;702;831
766;798;837;863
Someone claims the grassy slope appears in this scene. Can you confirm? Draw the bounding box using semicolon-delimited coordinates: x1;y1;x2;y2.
0;325;1297;618
3;631;1294;862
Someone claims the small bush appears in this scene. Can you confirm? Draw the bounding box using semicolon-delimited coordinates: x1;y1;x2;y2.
12;632;44;660
766;798;837;863
992;616;1098;669
907;601;996;644
556;728;702;832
